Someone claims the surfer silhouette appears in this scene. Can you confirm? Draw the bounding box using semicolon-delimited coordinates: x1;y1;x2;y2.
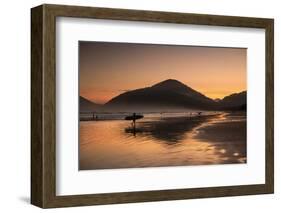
132;113;137;126
125;113;144;130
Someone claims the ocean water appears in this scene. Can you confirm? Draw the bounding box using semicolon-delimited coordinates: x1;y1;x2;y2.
79;112;246;170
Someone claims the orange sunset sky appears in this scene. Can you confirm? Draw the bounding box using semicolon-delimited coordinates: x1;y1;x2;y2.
79;41;246;104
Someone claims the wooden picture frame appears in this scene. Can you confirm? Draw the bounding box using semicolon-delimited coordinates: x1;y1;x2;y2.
31;4;274;208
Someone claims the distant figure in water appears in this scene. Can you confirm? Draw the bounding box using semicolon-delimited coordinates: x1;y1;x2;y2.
197;111;202;116
92;113;98;120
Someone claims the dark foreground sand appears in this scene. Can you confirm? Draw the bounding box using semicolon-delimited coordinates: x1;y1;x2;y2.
194;112;246;163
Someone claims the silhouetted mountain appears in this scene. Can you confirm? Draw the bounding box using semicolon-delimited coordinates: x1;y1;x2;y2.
80;96;101;112
104;79;217;111
218;91;246;111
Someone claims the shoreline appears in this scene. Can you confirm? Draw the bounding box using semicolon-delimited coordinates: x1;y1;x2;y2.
79;111;226;122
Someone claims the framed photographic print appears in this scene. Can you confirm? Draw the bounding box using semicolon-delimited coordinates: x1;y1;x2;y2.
31;4;274;208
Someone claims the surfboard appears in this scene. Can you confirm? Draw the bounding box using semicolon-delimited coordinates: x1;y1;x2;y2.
125;114;144;120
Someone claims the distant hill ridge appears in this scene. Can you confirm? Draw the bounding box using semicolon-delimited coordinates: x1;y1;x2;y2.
218;91;246;110
79;96;101;112
80;79;246;112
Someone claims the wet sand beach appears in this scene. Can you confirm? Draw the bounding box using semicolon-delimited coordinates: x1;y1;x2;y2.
79;112;246;170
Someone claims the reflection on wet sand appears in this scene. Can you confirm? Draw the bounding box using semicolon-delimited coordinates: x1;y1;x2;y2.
125;115;212;144
79;112;246;170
